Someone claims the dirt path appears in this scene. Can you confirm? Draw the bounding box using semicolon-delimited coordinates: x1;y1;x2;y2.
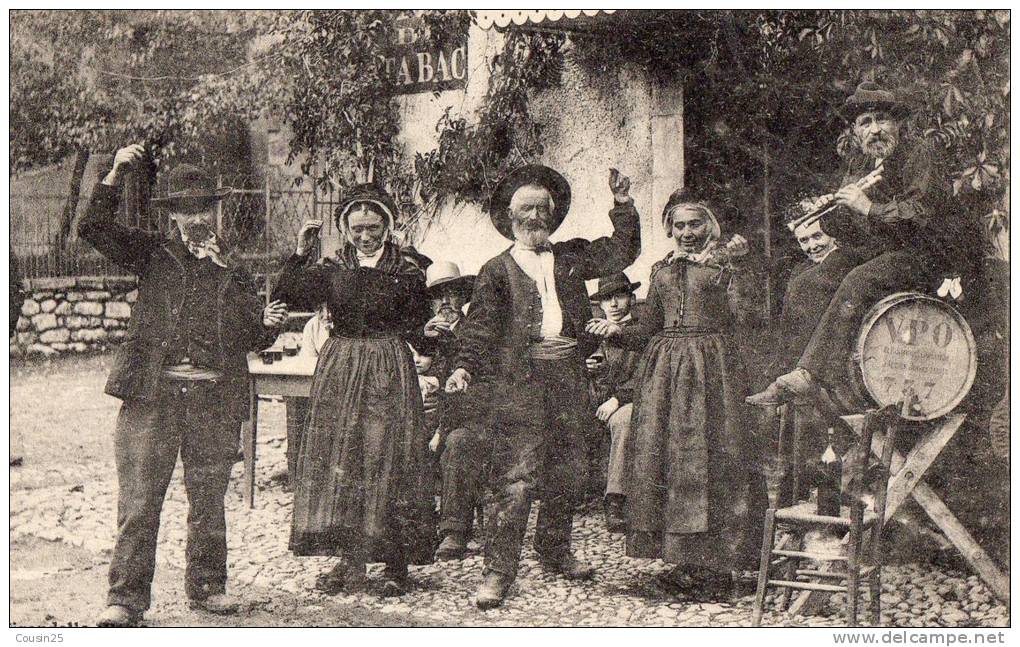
9;354;1010;628
9;355;441;627
10;537;438;627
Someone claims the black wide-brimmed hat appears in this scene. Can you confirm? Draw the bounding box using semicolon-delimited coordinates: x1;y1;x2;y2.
150;164;232;212
334;183;400;231
425;261;475;300
488;164;571;240
838;81;911;122
589;272;641;302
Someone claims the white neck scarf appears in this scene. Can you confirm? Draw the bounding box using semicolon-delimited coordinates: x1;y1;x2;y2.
182;232;227;268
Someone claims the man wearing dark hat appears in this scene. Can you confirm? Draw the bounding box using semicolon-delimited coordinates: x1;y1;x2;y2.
586;272;643;533
80;144;287;627
749;81;979;408
446;166;640;609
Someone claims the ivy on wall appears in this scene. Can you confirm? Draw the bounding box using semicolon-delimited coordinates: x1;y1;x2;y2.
413;29;567;209
12;10;1008;259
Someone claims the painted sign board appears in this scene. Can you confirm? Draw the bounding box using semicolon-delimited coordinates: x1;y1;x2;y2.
380;14;468;95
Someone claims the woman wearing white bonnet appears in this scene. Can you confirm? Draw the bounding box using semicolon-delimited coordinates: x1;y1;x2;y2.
587;186;769;600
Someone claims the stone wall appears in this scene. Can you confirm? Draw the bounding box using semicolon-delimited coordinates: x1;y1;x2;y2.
12;276;137;357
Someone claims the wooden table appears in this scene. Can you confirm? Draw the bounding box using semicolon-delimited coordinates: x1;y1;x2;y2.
789;412;1009;615
242;352;317;508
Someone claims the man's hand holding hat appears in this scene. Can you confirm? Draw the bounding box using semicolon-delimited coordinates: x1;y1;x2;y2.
104;144;148;187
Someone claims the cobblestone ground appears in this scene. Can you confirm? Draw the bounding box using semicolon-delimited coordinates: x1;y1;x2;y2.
9;355;1010;627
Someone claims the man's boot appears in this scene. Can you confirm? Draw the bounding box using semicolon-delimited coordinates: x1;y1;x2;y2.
603;494;626;534
96;604;142;627
435;531;468;561
475;571;513;610
539;552;595;580
189;592;241;615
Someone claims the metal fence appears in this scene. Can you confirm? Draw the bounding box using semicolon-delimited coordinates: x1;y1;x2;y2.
10;187;129;279
10;174;341;285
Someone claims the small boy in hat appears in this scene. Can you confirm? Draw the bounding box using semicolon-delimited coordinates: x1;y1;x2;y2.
586;272;644;532
80;144;287;626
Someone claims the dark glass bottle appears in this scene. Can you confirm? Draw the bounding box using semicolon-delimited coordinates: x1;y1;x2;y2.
816;428;842;516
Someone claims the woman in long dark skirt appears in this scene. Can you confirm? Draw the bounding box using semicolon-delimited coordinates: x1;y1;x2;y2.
272;184;435;597
587;188;769;600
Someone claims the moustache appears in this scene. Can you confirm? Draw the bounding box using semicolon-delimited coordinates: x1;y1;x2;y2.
183;221;213;242
514;217;550;231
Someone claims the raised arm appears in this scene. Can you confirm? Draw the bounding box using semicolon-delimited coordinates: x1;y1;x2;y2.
561;169;641;280
866;141;944;230
835;140;947;246
77;144;162;274
270;218;332;311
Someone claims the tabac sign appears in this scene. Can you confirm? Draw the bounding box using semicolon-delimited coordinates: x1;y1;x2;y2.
380;15;468;95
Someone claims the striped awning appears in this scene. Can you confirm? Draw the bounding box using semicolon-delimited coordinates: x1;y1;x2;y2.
474;10;616;30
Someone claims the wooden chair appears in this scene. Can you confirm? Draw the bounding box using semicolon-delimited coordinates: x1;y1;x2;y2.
751;399;909;627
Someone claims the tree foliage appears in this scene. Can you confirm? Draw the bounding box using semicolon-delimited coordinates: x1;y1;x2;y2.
569;10;1009;259
414;30;566;206
10;10;262;173
11;10;1009;259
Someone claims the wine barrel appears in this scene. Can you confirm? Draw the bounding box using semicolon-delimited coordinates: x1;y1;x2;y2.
854;292;976;421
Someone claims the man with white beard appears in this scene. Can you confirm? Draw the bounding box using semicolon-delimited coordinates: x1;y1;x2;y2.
748;81;977;409
446;165;640;609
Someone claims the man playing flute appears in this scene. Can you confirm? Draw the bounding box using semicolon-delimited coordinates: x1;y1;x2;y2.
748;81;979;409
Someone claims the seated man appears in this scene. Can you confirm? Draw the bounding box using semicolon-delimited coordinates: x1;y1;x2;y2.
585;272;643;533
749;81;980;409
419;261;487;561
759;209;859;500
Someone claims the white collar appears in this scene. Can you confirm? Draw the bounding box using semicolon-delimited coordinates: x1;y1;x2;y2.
512;241;553;255
357;246;385;266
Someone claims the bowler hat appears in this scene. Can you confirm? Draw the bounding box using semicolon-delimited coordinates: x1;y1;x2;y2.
150;164;232;212
839;81;911;122
488;165;571;240
425;261;475;301
589;272;641;302
335;183;399;232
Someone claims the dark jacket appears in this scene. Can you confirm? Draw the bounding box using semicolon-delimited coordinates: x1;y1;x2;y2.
271;242;431;340
772;247;859;375
78;182;273;419
837;137;978;276
456;202;641;381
